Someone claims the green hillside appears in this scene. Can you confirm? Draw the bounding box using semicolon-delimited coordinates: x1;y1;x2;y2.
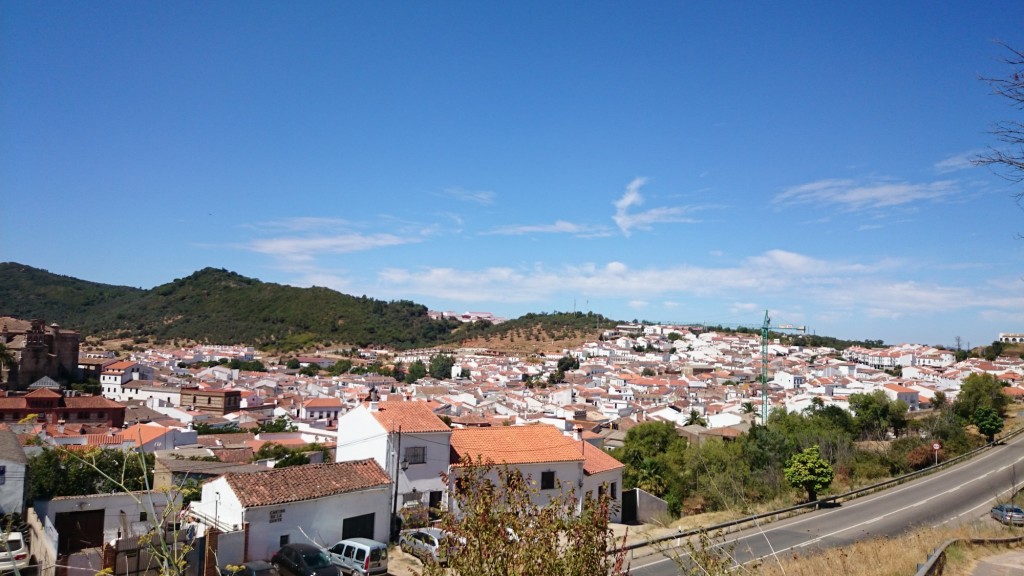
0;263;459;350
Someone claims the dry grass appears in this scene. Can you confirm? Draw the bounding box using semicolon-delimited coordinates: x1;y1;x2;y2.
752;523;1019;576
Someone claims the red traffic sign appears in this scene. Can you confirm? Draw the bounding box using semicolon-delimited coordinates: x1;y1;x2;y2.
932;442;942;450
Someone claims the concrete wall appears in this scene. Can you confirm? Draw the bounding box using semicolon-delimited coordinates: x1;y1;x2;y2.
334;406;388;469
635;488;669;523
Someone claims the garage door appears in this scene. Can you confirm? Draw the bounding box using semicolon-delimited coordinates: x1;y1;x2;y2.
342;513;375;540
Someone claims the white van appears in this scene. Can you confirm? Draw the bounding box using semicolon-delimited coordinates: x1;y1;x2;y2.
326;538;388;576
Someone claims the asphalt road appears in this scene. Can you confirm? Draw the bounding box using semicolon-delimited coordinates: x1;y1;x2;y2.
628;432;1024;575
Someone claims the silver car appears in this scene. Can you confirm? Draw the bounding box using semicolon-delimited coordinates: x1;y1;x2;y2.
399;527;451;565
991;504;1024;525
0;532;30;574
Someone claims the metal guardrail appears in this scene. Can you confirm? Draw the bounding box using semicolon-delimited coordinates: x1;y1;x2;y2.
612;424;1024;556
914;535;1024;576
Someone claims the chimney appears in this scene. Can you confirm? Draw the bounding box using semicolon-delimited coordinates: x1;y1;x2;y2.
57;419;65;435
369;401;379;412
573;426;583;441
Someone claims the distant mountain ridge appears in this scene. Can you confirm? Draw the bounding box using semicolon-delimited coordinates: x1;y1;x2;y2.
0;262;460;350
0;262;883;352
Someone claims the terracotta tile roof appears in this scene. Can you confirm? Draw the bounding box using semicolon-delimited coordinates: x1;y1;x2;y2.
223;460;390;507
304;398;344;408
64;396;125;409
122;423;171;446
25;389;62;398
211;446;256;463
450;426;585;466
370;401;450;433
578;441;623;475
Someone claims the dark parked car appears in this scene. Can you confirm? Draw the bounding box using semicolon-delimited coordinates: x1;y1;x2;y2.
991;504;1024;525
271;543;339;576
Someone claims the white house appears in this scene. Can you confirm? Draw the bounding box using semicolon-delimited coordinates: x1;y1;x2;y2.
448;425;623;522
883;383;921;411
335;401;452;516
106;381;181;406
188;460;392;562
300;397;345;425
774;370;806;390
30;491;179;576
100;361;154;397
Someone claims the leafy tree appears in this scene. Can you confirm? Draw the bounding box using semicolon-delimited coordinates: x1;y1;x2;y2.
954;372;1009;419
428;354;456;379
556;355;580;373
328;358;353;375
28;447;154;500
641;367;656;377
274;452;310;468
684;409;708;427
932;391;947;411
784;445;834;502
391;361;405;382
974;406;1004;443
405;360;427;383
254;442;292;461
848;390;908;440
193;422;241;435
422;458;628;576
257;416;297;433
298;364;319;377
286;358;300;370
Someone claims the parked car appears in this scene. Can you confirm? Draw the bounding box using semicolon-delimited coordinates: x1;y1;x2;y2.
0;531;30;574
271;543;338;576
399;527;451;565
326;538;388;576
221;560;279;576
991;504;1024;525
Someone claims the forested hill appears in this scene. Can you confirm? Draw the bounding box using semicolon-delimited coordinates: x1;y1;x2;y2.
0;262;886;352
0;262;460;350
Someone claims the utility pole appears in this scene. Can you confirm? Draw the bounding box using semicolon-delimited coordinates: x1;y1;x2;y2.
391;425;403;540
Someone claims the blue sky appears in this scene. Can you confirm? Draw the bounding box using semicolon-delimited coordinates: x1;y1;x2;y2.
3;2;1024;348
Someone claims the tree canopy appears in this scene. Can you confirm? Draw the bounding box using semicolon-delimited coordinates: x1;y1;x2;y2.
783;445;834;502
28;447;154;500
954;372;1009;419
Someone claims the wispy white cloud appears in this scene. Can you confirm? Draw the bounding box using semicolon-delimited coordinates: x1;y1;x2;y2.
935;150;983;174
372;250;902;304
612;177;702;236
486;220;614;237
442;187;496;205
246;233;417;262
368;247;1024;333
729;302;760;314
243;217;351;232
774;178;957;211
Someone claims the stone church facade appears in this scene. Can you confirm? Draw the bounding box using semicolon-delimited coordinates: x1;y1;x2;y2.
1;317;80;390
